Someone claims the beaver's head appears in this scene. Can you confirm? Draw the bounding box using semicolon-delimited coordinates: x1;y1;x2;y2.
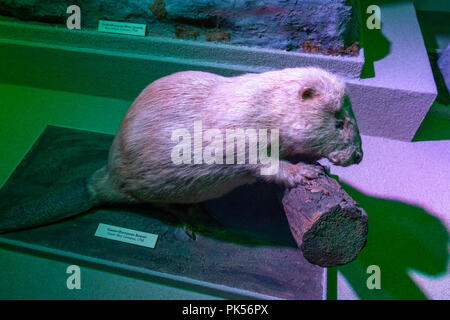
274;68;363;167
318;94;363;166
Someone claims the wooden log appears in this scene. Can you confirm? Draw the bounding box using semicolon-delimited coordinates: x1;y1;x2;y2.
282;174;368;267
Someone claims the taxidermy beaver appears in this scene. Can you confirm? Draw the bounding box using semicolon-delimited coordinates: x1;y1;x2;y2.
0;67;363;234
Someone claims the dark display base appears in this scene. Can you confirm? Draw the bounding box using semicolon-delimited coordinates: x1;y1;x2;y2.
0;125;324;299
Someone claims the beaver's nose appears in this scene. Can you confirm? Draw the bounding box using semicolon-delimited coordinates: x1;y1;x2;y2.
354;151;363;164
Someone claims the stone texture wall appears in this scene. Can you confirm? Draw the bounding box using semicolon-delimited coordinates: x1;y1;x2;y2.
0;0;359;55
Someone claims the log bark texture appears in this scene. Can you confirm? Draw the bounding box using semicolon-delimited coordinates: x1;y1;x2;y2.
282;174;368;267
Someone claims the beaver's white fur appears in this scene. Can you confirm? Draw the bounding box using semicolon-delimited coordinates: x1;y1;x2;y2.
88;67;363;205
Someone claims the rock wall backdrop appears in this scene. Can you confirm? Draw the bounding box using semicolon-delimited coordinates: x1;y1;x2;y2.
0;0;360;55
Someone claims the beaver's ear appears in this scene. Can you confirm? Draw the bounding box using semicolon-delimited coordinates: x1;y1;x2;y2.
299;87;317;100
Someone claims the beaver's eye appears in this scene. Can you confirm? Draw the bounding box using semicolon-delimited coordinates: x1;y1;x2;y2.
301;88;315;100
335;120;344;130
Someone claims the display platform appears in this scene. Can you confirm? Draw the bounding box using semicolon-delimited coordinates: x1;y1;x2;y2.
0;125;325;300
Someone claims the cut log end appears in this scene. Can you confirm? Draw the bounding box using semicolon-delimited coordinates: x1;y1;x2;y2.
282;174;368;267
301;204;368;267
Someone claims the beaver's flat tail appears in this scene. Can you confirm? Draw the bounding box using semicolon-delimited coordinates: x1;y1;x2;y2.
0;177;100;234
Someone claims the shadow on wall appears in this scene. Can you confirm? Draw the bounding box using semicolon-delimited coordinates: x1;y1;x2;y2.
333;179;449;299
415;9;450;106
355;0;391;78
413;102;450;141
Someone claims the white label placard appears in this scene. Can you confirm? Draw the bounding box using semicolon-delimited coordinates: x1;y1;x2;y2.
98;20;147;36
95;223;158;248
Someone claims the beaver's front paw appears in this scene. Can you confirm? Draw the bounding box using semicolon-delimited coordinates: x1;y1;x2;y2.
281;163;326;188
266;161;326;188
283;171;307;188
298;163;326;180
